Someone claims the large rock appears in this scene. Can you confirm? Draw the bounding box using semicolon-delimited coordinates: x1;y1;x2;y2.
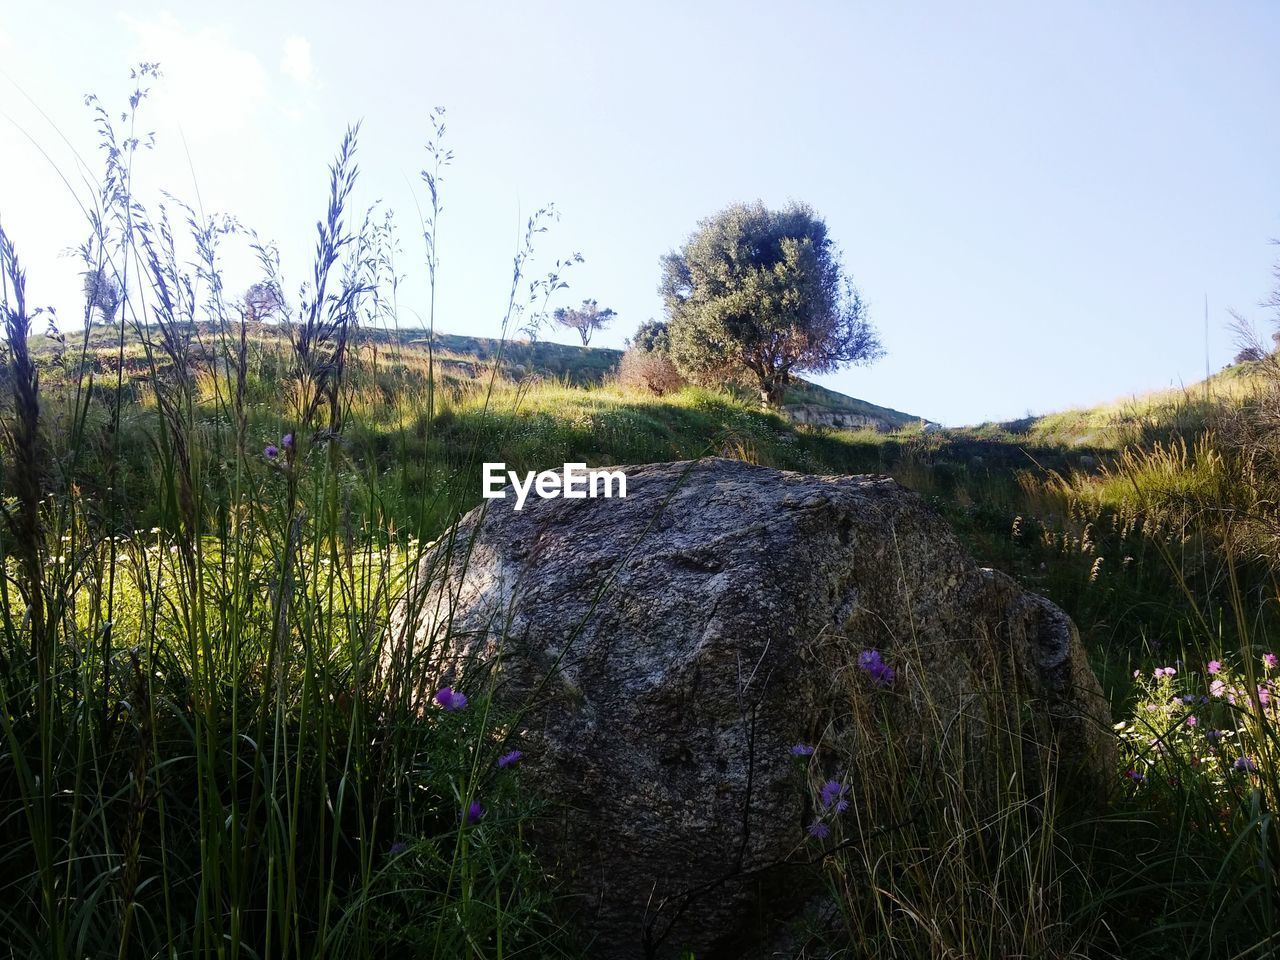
388;458;1115;958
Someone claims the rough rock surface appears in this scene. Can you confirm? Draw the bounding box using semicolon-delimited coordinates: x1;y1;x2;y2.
389;458;1115;958
781;402;894;432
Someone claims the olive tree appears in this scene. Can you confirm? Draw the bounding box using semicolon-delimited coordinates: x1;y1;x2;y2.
660;201;881;406
554;298;616;346
244;282;285;321
628;318;670;353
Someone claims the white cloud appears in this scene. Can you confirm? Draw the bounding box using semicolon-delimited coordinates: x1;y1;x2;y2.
280;35;314;86
123;13;269;141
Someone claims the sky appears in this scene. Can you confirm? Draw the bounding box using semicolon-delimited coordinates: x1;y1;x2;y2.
1;1;1278;425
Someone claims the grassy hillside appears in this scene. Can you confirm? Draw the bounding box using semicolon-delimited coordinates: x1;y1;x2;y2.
782;377;923;428
27;315;1273;690
348;326;922;425
394;330;622;385
26;318;1266;661
969;359;1263;448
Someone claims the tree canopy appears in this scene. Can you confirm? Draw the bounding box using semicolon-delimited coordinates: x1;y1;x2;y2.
554;299;616;346
244;282;285;321
660;201;881;405
628;319;670;354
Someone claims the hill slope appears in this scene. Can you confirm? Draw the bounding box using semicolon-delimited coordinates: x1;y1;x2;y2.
959;360;1262;449
412;329;925;429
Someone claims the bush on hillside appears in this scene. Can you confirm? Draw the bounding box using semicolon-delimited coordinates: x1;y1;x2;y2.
616;345;685;396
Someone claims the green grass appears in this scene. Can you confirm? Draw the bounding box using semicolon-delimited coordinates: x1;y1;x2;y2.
0;106;579;959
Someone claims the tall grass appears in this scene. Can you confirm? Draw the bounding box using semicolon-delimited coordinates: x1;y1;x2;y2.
0;74;573;959
1002;331;1280;956
792;613;1108;958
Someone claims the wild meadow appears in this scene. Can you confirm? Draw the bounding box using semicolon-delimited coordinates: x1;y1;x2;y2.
2;70;1279;958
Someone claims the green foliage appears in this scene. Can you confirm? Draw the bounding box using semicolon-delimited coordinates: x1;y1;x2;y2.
661;200;882;405
628;318;669;353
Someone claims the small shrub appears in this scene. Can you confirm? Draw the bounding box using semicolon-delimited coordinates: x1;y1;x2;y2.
616;346;685;396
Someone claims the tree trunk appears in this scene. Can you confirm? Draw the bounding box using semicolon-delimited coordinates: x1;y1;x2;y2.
759;376;788;407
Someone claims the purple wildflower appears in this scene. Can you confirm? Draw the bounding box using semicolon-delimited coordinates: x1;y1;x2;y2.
1154;666;1176;681
1208;660;1222;675
1186;715;1198;727
1234;756;1258;774
434;687;468;711
1264;653;1278;671
806;820;830;840
465;799;485;824
1210;679;1226;699
790;743;815;757
389;840;408;856
497;750;523;769
281;432;295;449
819;780;849;813
1125;769;1146;784
857;649;896;686
264;445;279;459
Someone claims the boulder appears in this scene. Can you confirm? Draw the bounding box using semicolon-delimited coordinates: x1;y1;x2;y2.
388;458;1115;958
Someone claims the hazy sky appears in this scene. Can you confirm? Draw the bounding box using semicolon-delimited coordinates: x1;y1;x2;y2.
2;1;1278;424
